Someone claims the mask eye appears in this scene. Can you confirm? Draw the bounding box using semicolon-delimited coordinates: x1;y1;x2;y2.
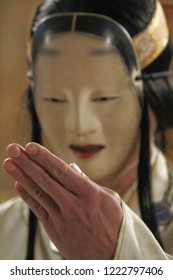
92;96;120;102
42;97;66;103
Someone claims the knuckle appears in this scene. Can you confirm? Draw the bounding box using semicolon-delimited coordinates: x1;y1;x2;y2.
54;163;69;179
30;199;46;217
33;188;43;199
16;171;26;183
38;172;50;187
35;203;45;216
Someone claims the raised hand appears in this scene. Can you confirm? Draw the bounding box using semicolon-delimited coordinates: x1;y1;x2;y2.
3;142;123;259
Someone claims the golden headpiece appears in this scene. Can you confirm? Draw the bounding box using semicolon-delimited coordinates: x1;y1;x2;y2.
133;1;169;69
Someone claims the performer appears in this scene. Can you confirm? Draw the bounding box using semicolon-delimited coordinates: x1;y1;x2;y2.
1;0;173;259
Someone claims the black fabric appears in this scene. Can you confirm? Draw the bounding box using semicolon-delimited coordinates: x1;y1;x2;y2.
26;210;37;260
137;93;163;247
32;0;155;37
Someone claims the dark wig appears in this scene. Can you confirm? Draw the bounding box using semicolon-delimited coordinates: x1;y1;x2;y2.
26;0;173;253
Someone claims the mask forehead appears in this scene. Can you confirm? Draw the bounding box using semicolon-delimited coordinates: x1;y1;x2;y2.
35;32;136;97
31;12;143;97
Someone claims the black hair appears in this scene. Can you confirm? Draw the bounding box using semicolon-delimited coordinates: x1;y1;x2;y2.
26;0;173;249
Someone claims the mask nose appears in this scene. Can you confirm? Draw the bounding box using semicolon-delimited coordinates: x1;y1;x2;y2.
66;101;100;137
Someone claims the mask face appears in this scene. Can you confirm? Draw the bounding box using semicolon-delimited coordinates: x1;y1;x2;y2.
34;32;141;182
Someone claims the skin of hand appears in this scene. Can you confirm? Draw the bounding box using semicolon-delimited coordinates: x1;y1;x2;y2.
3;142;123;260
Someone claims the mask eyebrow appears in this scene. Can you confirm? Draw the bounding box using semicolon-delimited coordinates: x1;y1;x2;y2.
39;47;62;56
89;48;116;56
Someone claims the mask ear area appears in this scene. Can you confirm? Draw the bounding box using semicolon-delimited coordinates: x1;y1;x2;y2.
26;70;34;89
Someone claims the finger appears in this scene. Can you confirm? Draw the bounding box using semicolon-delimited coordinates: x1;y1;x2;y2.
15;182;48;220
25;142;97;196
70;163;91;181
3;157;69;214
15;182;55;230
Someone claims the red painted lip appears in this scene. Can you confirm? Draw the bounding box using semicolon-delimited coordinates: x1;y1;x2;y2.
69;145;105;159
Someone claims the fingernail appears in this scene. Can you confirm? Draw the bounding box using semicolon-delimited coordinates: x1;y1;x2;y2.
7;145;21;158
25;143;38;155
69;163;82;174
70;163;91;181
5;161;16;172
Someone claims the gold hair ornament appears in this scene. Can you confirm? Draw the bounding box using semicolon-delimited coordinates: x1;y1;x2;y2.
133;1;169;69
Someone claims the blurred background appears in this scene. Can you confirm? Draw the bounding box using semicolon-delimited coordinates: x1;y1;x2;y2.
0;0;173;203
0;0;41;202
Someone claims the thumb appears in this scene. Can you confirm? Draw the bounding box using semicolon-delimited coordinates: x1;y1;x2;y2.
69;163;90;181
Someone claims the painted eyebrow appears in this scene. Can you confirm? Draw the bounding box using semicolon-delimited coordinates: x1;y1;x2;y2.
39;47;116;57
88;48;116;56
39;47;62;56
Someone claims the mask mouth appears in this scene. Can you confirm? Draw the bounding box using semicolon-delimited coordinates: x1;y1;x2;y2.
69;144;105;159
